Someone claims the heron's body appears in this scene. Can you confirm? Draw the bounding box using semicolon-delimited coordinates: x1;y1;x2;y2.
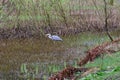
46;34;63;41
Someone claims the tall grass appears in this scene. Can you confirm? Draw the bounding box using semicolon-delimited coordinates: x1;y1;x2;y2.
0;0;120;33
81;51;120;80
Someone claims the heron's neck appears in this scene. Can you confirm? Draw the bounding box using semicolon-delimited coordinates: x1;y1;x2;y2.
48;35;52;38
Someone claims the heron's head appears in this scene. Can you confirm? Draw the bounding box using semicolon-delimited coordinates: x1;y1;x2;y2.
45;33;51;37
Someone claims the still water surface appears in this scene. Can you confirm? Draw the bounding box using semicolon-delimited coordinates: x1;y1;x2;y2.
0;31;119;79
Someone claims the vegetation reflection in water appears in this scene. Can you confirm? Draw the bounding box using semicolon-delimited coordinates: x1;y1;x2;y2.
0;31;119;79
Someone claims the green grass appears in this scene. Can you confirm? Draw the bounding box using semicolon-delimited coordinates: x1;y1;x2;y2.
80;51;120;80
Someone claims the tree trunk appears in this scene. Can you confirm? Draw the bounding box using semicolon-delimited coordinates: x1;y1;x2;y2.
103;0;113;41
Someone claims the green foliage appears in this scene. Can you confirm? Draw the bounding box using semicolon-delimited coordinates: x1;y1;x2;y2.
21;63;27;73
109;0;114;5
20;63;39;79
0;0;117;28
80;52;120;80
80;66;120;80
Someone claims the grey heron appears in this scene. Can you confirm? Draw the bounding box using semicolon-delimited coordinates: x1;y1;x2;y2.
46;33;63;41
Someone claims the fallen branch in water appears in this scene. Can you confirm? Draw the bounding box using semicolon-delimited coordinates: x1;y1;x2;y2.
78;38;120;66
48;67;89;80
49;38;120;80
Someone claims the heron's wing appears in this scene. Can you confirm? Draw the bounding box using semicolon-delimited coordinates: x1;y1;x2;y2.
52;35;62;41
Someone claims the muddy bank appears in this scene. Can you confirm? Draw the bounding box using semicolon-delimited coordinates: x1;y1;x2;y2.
0;26;119;39
0;26;42;39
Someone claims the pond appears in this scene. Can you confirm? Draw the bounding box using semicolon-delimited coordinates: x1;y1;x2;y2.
0;31;119;79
